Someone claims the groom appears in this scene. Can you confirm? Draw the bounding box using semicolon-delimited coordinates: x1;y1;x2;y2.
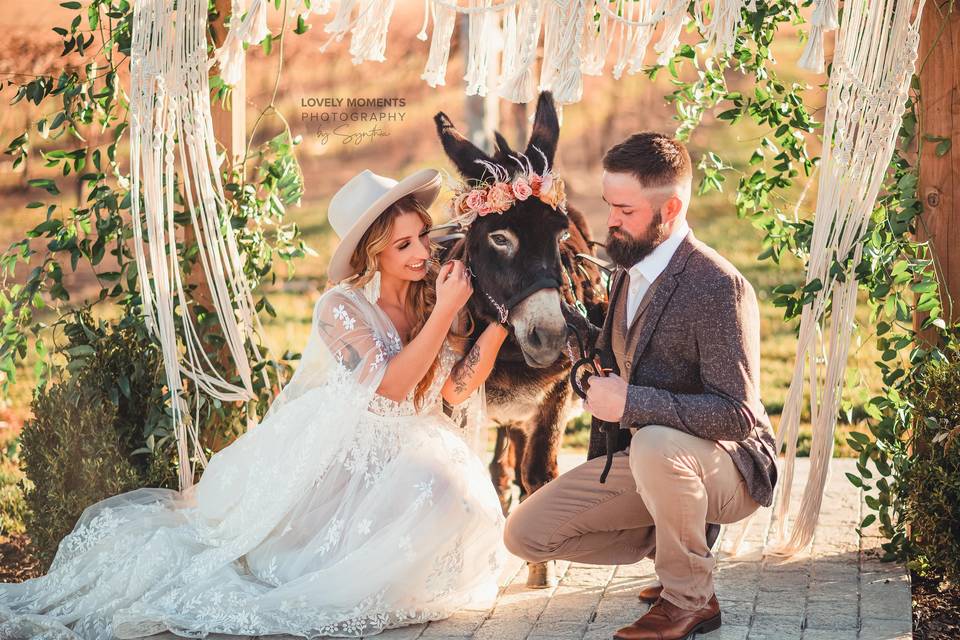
504;132;778;640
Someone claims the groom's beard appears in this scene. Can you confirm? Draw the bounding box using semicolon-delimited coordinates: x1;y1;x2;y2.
606;211;666;269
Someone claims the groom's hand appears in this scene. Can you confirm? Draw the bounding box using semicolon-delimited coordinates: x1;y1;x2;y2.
583;373;627;422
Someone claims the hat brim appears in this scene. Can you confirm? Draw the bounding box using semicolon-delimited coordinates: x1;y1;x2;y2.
326;168;443;284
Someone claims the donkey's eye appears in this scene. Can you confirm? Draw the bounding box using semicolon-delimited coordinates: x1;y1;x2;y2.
487;229;518;256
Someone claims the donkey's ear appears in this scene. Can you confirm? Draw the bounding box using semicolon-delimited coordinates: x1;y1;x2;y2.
524;92;560;173
434;111;496;182
491;131;515;165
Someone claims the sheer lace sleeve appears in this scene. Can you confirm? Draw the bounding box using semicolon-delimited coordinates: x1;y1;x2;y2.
314;287;398;388
262;285;396;422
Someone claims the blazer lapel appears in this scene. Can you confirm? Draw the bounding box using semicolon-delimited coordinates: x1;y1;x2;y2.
628;230;698;372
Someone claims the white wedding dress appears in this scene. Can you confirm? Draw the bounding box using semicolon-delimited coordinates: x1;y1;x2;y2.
0;284;507;640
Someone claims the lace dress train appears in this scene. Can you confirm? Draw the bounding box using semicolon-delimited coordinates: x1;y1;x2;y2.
0;286;507;639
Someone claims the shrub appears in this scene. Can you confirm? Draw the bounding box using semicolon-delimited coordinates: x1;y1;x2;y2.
0;436;28;537
903;358;960;582
18;312;178;569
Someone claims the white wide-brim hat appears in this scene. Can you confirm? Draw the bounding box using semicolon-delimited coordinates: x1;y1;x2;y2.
326;168;443;284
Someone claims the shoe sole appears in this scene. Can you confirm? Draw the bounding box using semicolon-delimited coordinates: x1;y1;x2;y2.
612;613;722;640
684;613;722;638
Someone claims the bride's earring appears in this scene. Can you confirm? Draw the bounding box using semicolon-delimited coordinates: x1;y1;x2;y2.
363;269;381;304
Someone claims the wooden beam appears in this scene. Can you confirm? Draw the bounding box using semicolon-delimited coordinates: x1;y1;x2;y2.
915;1;959;346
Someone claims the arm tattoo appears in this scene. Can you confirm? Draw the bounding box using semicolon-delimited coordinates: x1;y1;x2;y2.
452;343;482;395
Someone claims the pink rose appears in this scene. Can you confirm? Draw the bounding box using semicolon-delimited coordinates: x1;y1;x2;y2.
465;189;487;212
512;177;533;201
528;174;544;196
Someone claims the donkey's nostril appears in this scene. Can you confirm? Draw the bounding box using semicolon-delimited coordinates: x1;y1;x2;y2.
528;327;543;349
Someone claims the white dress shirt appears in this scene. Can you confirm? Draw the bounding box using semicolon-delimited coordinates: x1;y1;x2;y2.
625;218;690;327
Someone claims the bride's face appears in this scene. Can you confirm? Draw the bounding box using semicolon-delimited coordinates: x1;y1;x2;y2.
377;211;432;282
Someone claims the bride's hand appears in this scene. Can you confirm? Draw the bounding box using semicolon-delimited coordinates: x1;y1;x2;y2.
435;260;473;317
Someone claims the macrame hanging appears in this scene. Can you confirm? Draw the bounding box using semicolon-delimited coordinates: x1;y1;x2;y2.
725;0;926;556
212;0;779;106
130;0;272;490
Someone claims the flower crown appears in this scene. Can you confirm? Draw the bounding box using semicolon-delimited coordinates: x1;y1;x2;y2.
444;148;567;227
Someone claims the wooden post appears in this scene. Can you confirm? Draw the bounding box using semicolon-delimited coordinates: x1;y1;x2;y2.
915;1;959;347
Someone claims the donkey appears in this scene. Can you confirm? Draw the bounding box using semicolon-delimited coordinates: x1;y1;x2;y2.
434;92;608;587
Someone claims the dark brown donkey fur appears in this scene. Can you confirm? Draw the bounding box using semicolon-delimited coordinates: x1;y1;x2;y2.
434;93;608;528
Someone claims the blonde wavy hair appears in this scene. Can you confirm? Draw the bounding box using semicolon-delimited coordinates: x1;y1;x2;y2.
343;193;470;410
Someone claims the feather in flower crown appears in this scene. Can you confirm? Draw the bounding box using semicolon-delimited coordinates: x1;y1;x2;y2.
443;147;567;227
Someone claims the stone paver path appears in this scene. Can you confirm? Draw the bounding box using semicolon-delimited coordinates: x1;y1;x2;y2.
141;454;912;640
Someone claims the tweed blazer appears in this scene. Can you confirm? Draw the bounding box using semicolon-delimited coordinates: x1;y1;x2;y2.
587;227;778;507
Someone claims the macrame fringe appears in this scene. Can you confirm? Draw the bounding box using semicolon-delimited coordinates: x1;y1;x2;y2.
496;0;542;102
765;0;926;556
694;0;748;56
421;0;458;86
212;0;838;98
464;0;499;96
132;0;271;490
348;0;397;63
539;0;586;106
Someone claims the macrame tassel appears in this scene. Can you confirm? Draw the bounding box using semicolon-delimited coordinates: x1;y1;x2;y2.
417;0;431;40
497;0;542;103
812;0;839;30
324;0;359;34
623;0;656;77
654;3;686;65
499;4;518;76
464;0;498;96
363;270;381;304
348;0;397;63
798;24;826;73
212;5;246;85
581;0;610;76
421;0;458;87
798;0;839;72
243;0;270;44
696;0;747;55
539;0;586;105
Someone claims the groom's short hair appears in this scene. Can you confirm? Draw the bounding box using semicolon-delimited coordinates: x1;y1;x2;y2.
603;132;692;190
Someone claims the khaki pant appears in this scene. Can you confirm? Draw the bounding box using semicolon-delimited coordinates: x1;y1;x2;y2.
503;425;760;611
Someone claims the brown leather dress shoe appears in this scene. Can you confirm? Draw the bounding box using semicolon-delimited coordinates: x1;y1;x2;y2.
637;583;663;604
613;594;721;640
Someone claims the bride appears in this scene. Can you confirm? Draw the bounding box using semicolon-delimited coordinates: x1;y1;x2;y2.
0;168;511;640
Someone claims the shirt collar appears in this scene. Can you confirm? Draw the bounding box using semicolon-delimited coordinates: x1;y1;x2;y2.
627;218;690;285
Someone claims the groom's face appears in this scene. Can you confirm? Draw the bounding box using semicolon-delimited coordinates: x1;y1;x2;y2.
601;171;668;269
